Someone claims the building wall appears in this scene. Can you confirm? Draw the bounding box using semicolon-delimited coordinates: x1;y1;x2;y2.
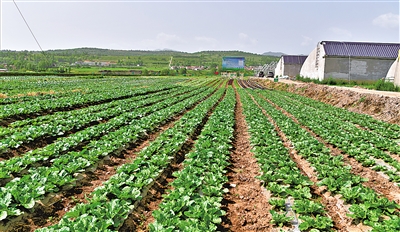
300;44;325;81
324;57;395;81
323;57;351;80
274;58;284;77
285;64;303;78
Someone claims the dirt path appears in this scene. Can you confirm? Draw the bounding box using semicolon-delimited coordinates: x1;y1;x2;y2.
221;88;272;231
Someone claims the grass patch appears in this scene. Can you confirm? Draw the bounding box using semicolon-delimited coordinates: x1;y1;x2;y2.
374;79;400;92
358;96;366;103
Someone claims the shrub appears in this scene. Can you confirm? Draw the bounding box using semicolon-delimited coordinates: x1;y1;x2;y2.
374;79;400;92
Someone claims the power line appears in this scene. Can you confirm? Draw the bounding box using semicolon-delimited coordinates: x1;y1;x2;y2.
13;0;44;52
13;0;52;71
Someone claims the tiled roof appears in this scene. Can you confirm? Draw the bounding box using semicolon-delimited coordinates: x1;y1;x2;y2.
282;55;308;64
322;41;400;58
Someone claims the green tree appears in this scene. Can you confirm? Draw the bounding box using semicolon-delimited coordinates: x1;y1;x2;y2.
160;69;170;76
178;68;187;75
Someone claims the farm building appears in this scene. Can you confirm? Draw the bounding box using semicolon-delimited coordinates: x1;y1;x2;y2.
300;41;400;81
274;55;307;78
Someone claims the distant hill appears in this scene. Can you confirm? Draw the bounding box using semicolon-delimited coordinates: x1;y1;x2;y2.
46;48;265;57
262;51;286;57
42;48;280;66
46;47;189;56
0;48;281;71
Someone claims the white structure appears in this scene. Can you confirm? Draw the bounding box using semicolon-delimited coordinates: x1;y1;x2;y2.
274;55;307;78
396;61;400;87
388;51;400;86
300;41;400;81
386;59;396;83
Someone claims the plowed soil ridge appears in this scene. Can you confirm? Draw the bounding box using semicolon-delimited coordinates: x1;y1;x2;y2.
220;87;272;231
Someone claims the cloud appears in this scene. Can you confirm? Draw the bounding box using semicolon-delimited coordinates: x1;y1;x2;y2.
301;36;313;46
238;33;258;45
195;36;218;45
329;27;352;38
191;36;219;51
234;33;258;51
373;13;400;28
140;33;187;50
156;33;187;46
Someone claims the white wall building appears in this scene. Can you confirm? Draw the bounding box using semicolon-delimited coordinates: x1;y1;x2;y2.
300;41;400;81
274;55;307;78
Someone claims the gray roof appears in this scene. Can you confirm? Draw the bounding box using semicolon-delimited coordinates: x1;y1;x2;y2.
322;41;400;58
282;55;308;64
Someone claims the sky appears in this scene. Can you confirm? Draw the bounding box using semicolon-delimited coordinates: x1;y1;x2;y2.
0;0;399;55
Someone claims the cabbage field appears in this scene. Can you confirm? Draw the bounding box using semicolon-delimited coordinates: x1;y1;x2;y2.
1;76;400;231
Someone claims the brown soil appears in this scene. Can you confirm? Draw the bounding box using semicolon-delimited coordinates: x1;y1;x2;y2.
256;79;400;124
220;88;273;231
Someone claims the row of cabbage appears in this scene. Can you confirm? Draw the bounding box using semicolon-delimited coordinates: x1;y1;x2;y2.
0;82;219;222
248;90;400;230
150;87;236;231
36;83;226;231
